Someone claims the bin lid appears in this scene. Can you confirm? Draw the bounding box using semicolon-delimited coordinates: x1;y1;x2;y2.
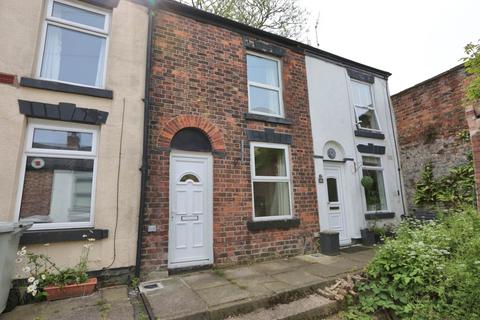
0;222;15;234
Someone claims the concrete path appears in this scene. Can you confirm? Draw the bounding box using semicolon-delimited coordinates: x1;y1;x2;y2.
0;286;147;320
142;246;375;320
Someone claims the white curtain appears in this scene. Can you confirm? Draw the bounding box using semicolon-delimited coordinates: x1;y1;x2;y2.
41;25;63;80
95;39;106;87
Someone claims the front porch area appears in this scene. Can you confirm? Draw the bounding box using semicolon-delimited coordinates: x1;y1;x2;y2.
141;246;375;320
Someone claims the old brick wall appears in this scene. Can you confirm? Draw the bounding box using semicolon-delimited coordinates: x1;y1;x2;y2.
391;65;471;211
141;10;319;272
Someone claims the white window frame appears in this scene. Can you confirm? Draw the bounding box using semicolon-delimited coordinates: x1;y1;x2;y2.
247;51;284;118
36;0;111;88
250;142;293;221
15;119;99;230
361;155;389;213
351;80;382;132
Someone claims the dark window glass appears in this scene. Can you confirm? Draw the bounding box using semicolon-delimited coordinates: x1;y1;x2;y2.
19;157;94;224
362;169;387;211
327;178;339;202
180;174;200;183
254;147;287;176
253;182;290;217
170;128;212;152
33;128;93;151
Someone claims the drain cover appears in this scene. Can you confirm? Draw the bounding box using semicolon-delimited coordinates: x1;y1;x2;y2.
139;281;164;293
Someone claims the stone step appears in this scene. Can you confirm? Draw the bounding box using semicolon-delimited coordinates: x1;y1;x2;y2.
224;294;341;320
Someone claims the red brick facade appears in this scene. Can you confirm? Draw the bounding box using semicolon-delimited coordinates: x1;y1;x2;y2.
141;10;319;272
391;65;472;210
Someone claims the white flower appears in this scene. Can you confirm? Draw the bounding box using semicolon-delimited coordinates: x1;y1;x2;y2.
28;277;35;283
34;280;39;286
26;285;33;293
23;266;31;274
82;234;88;238
32;290;37;297
88;238;95;242
41;274;46;280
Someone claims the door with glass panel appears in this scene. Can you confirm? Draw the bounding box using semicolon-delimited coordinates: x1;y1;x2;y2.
324;164;350;245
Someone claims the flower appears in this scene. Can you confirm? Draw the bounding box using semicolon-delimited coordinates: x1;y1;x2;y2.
34;280;39;286
28;277;35;283
32;290;37;296
82;234;88;238
23;266;31;274
41;274;46;280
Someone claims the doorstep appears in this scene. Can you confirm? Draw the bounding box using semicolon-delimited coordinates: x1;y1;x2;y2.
141;247;375;320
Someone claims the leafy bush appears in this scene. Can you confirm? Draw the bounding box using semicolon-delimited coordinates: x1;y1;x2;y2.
414;159;475;209
344;207;480;319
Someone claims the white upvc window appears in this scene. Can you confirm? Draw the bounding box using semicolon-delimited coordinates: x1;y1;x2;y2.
247;52;284;117
351;80;381;131
37;0;110;88
361;156;388;212
15;119;99;230
250;142;292;221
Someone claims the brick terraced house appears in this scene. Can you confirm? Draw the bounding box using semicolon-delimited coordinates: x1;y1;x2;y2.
138;0;406;273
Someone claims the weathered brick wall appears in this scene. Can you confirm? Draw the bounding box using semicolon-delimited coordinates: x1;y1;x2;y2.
141;10;319;272
391;65;471;211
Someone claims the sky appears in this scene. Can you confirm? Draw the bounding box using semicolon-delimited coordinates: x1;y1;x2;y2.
299;0;480;94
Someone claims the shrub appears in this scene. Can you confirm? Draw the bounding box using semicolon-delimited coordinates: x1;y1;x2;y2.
345;207;480;319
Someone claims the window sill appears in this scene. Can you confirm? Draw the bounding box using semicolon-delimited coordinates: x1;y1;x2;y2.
365;212;395;220
19;228;109;245
20;77;113;99
247;218;300;231
244;113;293;125
354;129;385;140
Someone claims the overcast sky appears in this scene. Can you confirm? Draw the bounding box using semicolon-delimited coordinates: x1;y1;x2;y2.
300;0;480;94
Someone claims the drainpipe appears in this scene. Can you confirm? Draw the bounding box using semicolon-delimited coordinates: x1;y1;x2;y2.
385;82;408;217
135;5;154;278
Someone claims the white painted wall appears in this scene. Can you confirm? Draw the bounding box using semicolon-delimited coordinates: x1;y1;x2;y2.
306;56;405;241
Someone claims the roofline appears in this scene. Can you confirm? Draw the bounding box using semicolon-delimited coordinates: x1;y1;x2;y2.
147;0;392;79
392;63;465;97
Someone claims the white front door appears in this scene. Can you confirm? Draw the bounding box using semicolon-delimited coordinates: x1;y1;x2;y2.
324;164;350;245
168;152;213;269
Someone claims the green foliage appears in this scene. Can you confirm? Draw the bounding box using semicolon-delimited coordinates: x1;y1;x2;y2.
361;176;374;190
463;40;480;102
16;237;95;298
180;0;308;39
344;207;480;319
414;159;475;209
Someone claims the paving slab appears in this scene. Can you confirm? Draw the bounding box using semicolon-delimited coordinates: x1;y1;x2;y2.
182;272;230;290
271;269;324;287
195;283;250;307
0;285;137;320
143;278;207;320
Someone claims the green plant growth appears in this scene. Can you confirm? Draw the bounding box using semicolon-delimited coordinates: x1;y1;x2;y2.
462;40;480;102
414;160;475;209
344;207;480;319
16;236;95;298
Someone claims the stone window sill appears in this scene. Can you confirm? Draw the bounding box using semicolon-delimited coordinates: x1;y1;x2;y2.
244;113;293;125
364;212;395;220
20;77;113;99
247;218;300;231
20;228;109;245
354;129;385;140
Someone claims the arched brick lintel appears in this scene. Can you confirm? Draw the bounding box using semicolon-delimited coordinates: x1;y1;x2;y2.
159;115;226;152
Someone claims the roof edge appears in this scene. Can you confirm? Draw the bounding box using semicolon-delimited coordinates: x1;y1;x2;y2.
154;0;392;78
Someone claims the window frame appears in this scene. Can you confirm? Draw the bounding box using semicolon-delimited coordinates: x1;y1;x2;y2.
246;51;284;118
361;155;389;213
36;0;111;89
15;119;99;230
350;79;382;132
250;142;293;221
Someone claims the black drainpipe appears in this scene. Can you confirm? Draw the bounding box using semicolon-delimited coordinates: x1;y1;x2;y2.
135;5;154;278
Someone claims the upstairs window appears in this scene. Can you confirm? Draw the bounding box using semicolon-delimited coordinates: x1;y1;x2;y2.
250;143;292;220
351;81;380;130
362;156;387;212
38;0;110;88
16;120;98;230
247;53;283;117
